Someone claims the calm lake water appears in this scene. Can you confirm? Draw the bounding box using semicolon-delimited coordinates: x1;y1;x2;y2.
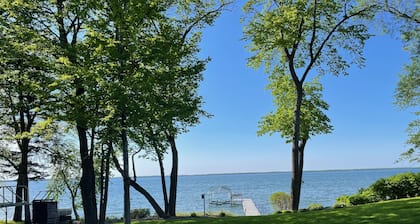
1;168;419;219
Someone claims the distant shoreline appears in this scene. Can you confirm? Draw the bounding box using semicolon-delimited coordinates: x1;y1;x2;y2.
1;167;418;182
174;167;420;177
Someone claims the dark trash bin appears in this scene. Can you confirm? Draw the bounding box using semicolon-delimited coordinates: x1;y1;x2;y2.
32;199;58;224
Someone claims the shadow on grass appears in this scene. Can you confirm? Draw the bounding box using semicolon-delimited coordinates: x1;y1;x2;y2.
127;197;420;224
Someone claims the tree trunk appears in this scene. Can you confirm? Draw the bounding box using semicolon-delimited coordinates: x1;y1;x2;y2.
121;113;130;224
13;139;31;224
78;125;98;224
23;175;30;224
155;148;169;215
297;139;307;188
291;85;303;211
168;135;178;217
129;180;167;218
112;153;167;219
71;189;80;220
99;143;111;224
13;172;23;222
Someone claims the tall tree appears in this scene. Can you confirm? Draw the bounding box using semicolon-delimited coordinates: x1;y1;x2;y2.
86;0;228;219
42;1;100;222
243;0;374;210
0;1;58;221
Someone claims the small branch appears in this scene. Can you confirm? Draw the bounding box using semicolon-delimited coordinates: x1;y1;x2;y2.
301;4;375;82
309;0;317;61
181;1;232;43
384;0;420;24
131;148;142;182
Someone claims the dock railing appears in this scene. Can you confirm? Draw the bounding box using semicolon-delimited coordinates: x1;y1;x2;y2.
1;185;30;224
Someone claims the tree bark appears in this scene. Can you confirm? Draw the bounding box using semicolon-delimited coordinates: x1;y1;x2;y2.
129;180;167;218
155;147;169;215
121;113;130;224
71;189;80;220
78;126;98;224
112;153;167;218
13;139;31;224
99;143;111;224
13;167;24;222
291;85;303;211
168;135;178;217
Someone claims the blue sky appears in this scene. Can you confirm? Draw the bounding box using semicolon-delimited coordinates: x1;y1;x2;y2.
133;1;417;176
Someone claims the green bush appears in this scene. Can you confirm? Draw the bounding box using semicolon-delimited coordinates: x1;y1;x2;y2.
371;172;420;200
219;212;226;217
270;192;291;211
308;203;324;211
190;212;197;217
334;195;351;208
130;208;150;219
349;194;371;205
335;172;420;207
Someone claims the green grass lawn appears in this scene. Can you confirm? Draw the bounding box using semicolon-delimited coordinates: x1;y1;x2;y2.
2;197;419;224
127;197;420;224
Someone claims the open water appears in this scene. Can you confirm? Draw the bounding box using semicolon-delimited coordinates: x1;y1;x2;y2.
1;168;419;219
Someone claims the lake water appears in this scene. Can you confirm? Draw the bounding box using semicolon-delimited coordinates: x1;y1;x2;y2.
1;168;419;219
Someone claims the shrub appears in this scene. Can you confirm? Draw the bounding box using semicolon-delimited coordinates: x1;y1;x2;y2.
270;192;291;211
349;193;371;205
371;172;420;200
219;212;226;217
190;212;197;217
308;203;324;211
335;172;420;207
334;195;351;208
130;208;150;219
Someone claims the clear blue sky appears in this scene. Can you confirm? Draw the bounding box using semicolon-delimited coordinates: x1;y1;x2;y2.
133;1;417;176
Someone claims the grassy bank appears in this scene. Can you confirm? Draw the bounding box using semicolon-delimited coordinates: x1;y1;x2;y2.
127;197;420;224
2;197;419;224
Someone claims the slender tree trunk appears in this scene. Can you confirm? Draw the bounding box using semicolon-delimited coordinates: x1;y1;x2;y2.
121;113;130;224
155;148;169;215
168;135;178;217
291;86;303;211
129;180;167;218
99;143;111;224
71;189;80;220
112;152;167;219
78;126;98;224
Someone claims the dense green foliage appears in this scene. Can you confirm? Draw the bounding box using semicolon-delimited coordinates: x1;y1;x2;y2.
0;0;228;222
257;76;332;142
335;172;420;206
270;192;292;211
110;197;420;224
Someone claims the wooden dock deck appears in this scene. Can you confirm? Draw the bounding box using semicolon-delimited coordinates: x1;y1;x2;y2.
242;199;261;216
